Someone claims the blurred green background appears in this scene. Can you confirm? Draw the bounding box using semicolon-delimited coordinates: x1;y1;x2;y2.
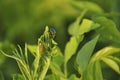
0;0;120;80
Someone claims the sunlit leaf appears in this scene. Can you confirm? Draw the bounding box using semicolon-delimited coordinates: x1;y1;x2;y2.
93;61;103;80
79;19;100;35
52;47;64;66
83;62;94;80
25;44;28;65
27;45;37;56
83;61;103;80
107;56;120;66
90;46;120;62
50;62;64;78
68;10;87;36
65;35;84;63
69;18;100;36
101;57;120;74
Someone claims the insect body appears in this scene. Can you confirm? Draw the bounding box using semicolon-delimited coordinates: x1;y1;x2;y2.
49;28;56;39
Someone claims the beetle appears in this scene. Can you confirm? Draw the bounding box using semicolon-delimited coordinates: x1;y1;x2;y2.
49;28;56;39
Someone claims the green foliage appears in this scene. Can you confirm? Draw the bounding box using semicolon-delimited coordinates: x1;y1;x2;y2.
93;16;120;45
91;46;120;74
76;35;99;74
68;9;100;36
64;36;83;63
1;14;120;80
81;46;120;80
0;0;120;80
0;27;58;80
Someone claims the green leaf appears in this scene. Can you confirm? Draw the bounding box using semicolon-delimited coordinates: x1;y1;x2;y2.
0;48;32;80
93;61;103;80
32;54;41;79
0;50;20;61
68;10;87;36
27;45;37;56
83;61;103;80
65;35;84;63
16;60;32;80
93;16;120;45
101;57;120;74
107;56;120;66
25;44;29;65
90;46;120;62
83;62;95;80
78;19;100;35
50;62;65;78
52;47;64;66
69;18;100;36
76;35;99;73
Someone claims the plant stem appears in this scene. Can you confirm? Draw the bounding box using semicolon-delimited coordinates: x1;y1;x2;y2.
38;54;51;80
64;61;67;78
33;55;41;80
17;61;32;80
